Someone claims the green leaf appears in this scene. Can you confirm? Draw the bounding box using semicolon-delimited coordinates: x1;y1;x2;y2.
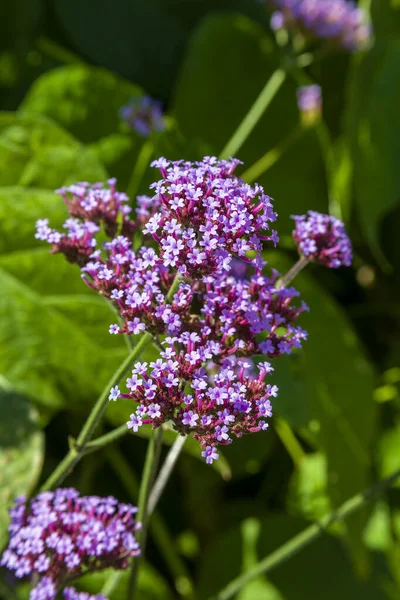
0;186;127;408
196;515;390;600
172;13;328;235
377;420;400;488
287;452;332;522
269;354;313;432
346;28;400;264
0;265;125;409
0;384;44;548
267;253;376;561
50;0;266;101
0;112;106;188
20;65;143;143
0;187;64;254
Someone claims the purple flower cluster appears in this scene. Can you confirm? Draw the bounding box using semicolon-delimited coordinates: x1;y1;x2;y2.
269;0;372;51
120;95;165;137
35;179;137;266
292;210;352;268
113;270;308;461
145;157;278;277
1;490;140;600
35;157;311;462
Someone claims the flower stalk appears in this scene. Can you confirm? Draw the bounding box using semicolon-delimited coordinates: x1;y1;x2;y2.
40;332;152;491
128;427;164;599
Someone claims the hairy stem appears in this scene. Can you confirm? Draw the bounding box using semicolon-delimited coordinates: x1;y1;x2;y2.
219;69;286;159
213;468;400;600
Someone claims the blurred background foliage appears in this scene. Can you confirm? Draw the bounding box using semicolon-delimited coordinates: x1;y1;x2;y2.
1;0;400;598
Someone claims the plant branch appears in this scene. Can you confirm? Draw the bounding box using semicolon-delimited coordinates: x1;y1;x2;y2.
128;427;164;599
148;434;187;517
102;446;193;598
40;332;152;491
219;69;286;159
241;126;303;183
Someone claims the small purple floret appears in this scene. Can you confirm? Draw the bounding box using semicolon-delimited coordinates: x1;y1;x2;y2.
120;95;165;137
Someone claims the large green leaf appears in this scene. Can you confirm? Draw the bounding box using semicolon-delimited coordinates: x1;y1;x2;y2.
0;384;44;548
0;112;106;187
20;65;142;143
345;0;400;264
50;0;266;101
0;265;125;409
172;13;328;234
0;186;126;408
266;254;376;560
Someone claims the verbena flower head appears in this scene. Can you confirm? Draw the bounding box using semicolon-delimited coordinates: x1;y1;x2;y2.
120;95;165;137
267;0;372;51
292;210;352;268
1;490;140;600
145;157;278;277
35;157;309;463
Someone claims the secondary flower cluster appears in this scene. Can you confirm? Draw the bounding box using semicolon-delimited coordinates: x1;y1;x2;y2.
292;210;352;268
1;490;140;600
120;95;165;137
145;157;279;277
268;0;372;51
36;157;351;462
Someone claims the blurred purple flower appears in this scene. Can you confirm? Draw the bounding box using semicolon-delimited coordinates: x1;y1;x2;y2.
267;0;372;51
120;95;165;136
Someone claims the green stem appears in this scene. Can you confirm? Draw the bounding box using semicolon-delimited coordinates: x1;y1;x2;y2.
103;446;193;598
287;64;340;218
274;417;306;468
148;434;187;516
40;271;181;492
84;424;129;454
219;69;286;159
213;468;400;600
241;126;304;183
40;332;152;491
128;427;164;599
127;140;154;200
278;256;309;288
